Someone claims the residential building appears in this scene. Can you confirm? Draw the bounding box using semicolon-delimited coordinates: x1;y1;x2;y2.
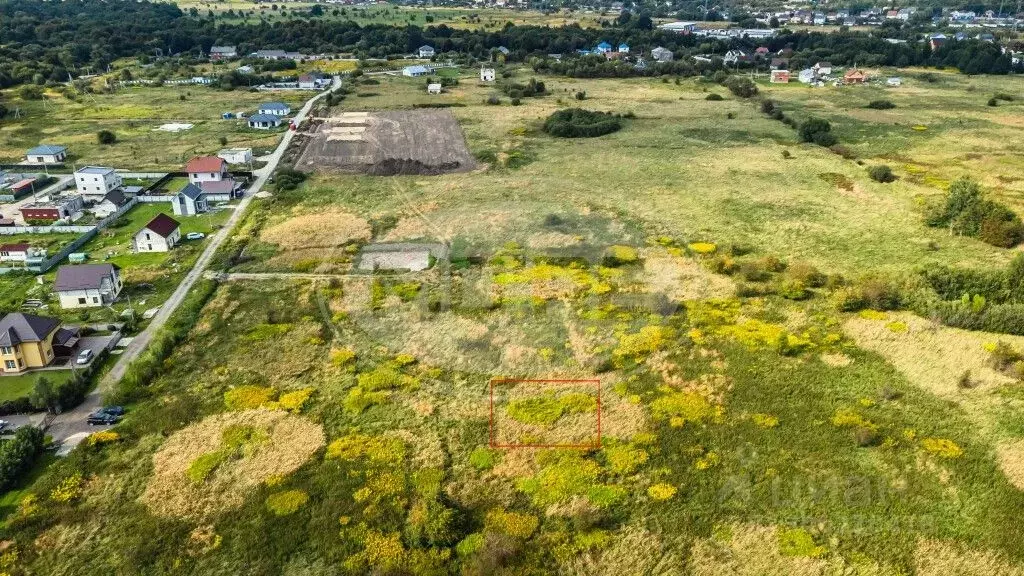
254;49;288;60
480;68;496;81
24;144;67;165
74;166;122;201
770;69;791;83
248;114;282;129
54;263;122;309
723;50;749;65
133;213;181;253
798;68;816;83
418;45;436;58
20;196;84;223
594;41;613;54
298;72;327;89
0;243;30;263
402;65;430;77
659;21;698;33
173;184;208;216
497;46;510;55
199;179;242;202
814;61;833;75
210;46;237;60
257;102;291;116
651;47;674;62
929;34;947;50
843;69;867;84
0;313;78;373
617;43;630;53
770;57;789;70
427;83;442;94
185;156;228;184
91;189;129;218
218;148;253;165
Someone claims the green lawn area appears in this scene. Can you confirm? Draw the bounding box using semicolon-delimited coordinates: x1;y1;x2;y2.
0;370;73;403
0;453;57;520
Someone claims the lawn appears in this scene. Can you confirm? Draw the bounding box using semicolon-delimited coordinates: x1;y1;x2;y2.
4;66;1024;574
0;86;307;170
0;370;74;403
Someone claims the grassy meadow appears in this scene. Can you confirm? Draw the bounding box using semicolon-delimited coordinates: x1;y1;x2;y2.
0;86;305;170
4;67;1024;574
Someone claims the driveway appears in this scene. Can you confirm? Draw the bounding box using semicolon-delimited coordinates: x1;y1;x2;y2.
42;78;340;453
0;174;73;224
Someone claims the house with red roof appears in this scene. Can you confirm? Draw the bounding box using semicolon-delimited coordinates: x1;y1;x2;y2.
185;156;228;184
0;243;31;264
133;213;181;253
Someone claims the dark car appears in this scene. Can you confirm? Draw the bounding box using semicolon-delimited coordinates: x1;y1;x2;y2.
86;412;121;426
100;406;126;416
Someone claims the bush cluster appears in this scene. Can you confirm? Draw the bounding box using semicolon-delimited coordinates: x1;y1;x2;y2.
799;118;837;147
542;108;622;138
867;165;895;183
866;99;896;109
0;427;45;492
273;168;307;193
723;76;758;98
925;178;1024;248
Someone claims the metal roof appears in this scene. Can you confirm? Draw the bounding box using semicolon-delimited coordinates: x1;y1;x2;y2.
142;213;180;238
26;144;67;155
0;313;61;347
178;183;206;200
77;166;116;175
54;263;119;292
259;102;290;110
248;114;282;123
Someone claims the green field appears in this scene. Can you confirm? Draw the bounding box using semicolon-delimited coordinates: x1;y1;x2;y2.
0;371;74;403
0;86;304;170
3;67;1024;574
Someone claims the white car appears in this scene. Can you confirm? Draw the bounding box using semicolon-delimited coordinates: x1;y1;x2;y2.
186;232;206;240
76;349;94;365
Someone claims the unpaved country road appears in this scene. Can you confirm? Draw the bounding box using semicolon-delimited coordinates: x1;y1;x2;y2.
43;78;340;452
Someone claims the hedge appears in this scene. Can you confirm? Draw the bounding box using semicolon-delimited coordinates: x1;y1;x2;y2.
542;108;622;138
0;426;45;492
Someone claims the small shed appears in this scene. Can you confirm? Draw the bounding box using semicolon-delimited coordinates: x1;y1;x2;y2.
427;83;442;95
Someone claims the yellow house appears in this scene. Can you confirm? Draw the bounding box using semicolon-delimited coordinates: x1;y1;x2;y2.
0;313;77;374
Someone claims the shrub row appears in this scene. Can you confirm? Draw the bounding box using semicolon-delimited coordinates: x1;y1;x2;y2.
0;427;45;492
542;108;622;138
107;279;219;405
925;178;1024;248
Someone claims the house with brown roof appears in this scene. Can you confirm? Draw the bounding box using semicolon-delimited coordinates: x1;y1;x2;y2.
185;156;228;185
843;69;867;84
0;243;30;264
133;214;181;253
0;313;79;373
54;264;122;309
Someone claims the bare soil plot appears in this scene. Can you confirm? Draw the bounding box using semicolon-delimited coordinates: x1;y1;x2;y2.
357;242;447;271
296;110;477;175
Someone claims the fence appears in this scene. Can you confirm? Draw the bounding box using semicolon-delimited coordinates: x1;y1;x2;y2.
0;225;93;234
135;195;174;203
26;197;139;273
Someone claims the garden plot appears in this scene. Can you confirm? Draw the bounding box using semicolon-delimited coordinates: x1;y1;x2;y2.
296;110;477;175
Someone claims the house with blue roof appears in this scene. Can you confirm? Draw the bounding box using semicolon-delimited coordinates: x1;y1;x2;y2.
248;114;283;130
402;65;430;77
595;41;613;54
25;145;67;165
257;102;291;116
618;42;630;53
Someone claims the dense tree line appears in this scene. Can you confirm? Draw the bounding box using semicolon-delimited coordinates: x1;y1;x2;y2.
0;0;1019;89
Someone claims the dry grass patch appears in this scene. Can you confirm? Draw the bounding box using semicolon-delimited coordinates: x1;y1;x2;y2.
844;311;1024;398
997;440;1024;491
261;209;371;250
141;409;325;520
640;247;734;301
915;539;1024;576
819;352;853;367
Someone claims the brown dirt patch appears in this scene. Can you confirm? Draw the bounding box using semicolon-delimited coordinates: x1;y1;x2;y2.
261;209;371;251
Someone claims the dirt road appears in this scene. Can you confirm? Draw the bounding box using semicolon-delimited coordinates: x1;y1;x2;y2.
44;78;340;452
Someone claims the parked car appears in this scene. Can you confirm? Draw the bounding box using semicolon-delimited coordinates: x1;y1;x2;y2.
186;232;206;240
99;406;125;416
76;349;94;365
87;411;121;426
0;420;11;433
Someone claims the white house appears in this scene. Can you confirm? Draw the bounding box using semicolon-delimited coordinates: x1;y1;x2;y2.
813;61;833;75
210;46;237;60
248;114;282;129
651;47;674;62
402;65;430;77
173;184;208;217
74;166;122;201
798;68;816;83
427;83;442;95
0;243;30;264
185;156;228;184
723;50;749;65
133;213;181;253
218;148;253;165
54;264;122;309
91;189;129;218
418;45;435;58
257;102;291;116
480;68;496;82
24;145;67;165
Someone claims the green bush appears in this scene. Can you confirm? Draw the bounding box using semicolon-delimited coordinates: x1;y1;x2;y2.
97;129;117;145
867;165;895;183
0;427;45;492
705;93;723;101
723;76;758;98
925;178;1024;248
542;108;622;138
866;99;896;109
799;118;835;147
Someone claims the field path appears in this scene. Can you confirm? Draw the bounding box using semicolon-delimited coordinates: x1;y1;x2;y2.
44;78;341;452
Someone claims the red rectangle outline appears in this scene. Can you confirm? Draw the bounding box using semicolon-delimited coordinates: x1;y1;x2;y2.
489;378;602;449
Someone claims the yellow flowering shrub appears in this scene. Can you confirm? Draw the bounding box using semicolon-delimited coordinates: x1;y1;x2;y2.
685;299;741;327
778;527;827;557
326;434;405;465
485;508;539;538
613;325;675;359
330;347;356;367
18;494;39;518
688;242;717;255
87;431;120;446
647;483;677;501
343;387;388;415
920;438;963;459
751;413;779;428
603;245;640;266
886;321;908;333
831;408;878;433
276;388;315;413
651;391;715;425
695;451;720;470
857;309;888;320
49;473;84;503
265;490;309;516
224;385;276;410
363;531;405;572
603;445;649;475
